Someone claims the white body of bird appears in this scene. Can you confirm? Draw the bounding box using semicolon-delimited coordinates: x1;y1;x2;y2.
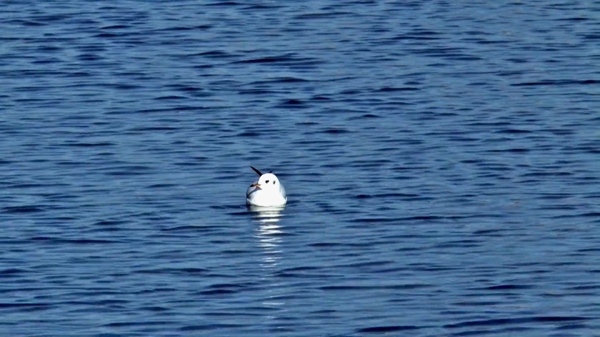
246;166;287;207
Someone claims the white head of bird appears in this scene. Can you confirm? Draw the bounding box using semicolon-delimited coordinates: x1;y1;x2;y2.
252;173;280;191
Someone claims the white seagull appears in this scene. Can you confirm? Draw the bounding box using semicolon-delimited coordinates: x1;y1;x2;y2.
246;166;287;207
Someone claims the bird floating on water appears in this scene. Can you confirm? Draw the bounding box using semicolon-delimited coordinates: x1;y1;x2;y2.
246;166;287;207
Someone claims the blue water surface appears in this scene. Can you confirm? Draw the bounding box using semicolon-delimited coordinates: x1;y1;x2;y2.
1;1;599;336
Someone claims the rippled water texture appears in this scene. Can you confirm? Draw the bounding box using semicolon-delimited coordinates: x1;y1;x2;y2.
1;1;599;336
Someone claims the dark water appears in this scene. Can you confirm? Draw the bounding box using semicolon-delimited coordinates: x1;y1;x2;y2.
1;1;599;336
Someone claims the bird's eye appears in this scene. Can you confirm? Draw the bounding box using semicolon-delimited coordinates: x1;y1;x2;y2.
265;180;269;183
273;180;276;184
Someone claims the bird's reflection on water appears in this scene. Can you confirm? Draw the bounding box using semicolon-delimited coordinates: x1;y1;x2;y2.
248;205;287;310
248;205;285;269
